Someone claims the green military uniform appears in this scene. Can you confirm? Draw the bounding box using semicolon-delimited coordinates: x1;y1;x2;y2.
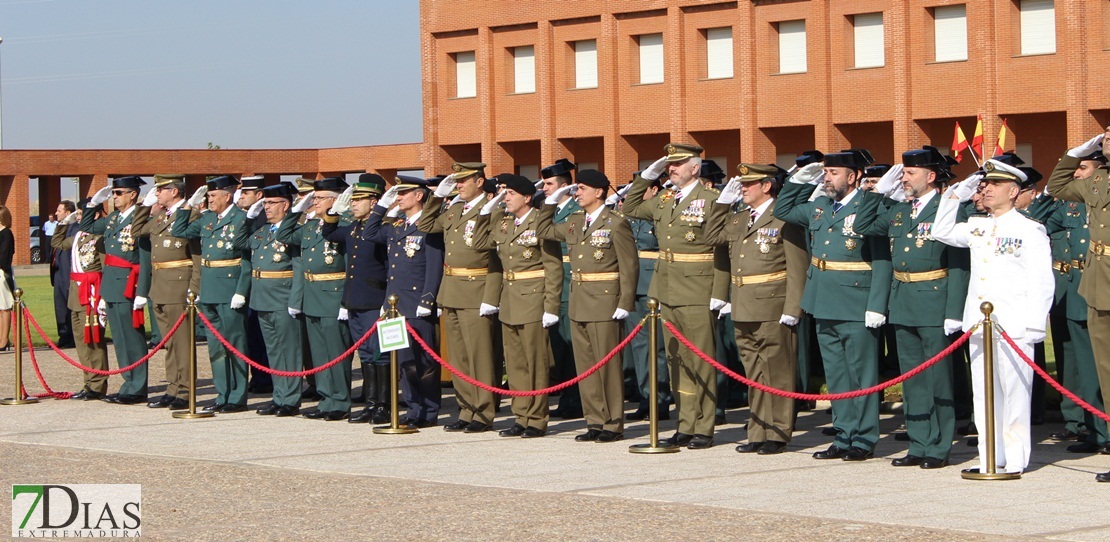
775;154;892;455
622;144;730;441
79;178;152;401
172;177;253;410
625;216;670;415
52;223;109;395
537;170;638;438
551;195;583;417
418;162;502;428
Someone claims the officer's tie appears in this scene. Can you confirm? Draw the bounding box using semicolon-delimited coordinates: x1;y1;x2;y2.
583;215;593;233
911;199;922;220
748;209;758;228
832;202;844;214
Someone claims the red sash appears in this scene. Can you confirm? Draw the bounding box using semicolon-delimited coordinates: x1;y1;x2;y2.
72;271;103;343
103;254;145;328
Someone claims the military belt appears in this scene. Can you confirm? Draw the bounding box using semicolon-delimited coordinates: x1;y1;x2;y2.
304;271;346;282
893;269;948;283
562;255;571;263
443;266;488;280
638;250;659;259
730;270;787;287
503;269;545;281
1053;260;1086;273
1091;242;1110;256
202;258;242;268
659;250;715;263
152;259;193;271
252;270;294;279
571;271;620;282
810;257;872;272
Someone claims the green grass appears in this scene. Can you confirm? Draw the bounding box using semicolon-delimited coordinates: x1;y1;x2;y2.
13;275;59;347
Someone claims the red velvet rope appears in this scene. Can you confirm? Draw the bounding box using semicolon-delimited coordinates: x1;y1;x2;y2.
20;311;73;400
1001;329;1110;423
24;307;183;376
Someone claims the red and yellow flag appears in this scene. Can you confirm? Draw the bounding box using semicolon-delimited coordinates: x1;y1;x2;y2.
994;119;1014;157
951;122;969;163
970;114;984;159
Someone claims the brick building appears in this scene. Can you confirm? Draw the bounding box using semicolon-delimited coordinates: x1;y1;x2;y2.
1;0;1105;263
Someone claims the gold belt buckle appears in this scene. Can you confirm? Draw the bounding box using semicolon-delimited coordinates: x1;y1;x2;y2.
571;271;581;282
815;259;827;271
662;250;674;263
505;270;516;281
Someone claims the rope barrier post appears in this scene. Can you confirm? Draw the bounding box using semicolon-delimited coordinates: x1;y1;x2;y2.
962;302;1020;481
1;289;37;405
173;291;212;419
630;298;678;454
374;295;417;435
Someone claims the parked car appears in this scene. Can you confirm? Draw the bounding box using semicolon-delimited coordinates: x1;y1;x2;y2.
30;226;43;264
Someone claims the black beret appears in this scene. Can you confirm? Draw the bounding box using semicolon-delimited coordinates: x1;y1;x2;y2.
313;177;348;192
576;169;610;191
497;174;536;196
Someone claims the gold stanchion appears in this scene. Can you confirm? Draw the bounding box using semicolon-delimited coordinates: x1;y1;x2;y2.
1;289;37;405
174;291;212;419
630;298;678;454
374;295;417;434
962;302;1020;480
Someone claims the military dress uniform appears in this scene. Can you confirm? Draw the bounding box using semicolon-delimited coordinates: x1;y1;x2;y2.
52;221;109;398
545;159;583;419
238;176;273;393
537;170;638;440
364;179;445;426
172;176;253;411
625;215;671;417
622;143;730;445
774;152;893;458
417;162;502;430
79;177;152;402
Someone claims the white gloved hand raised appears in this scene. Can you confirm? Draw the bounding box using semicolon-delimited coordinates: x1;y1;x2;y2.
132;296;148;311
233;188;242;204
789;162;824;185
864;311;886;328
779;314;799;326
604;193;621;206
716;176;744;205
944;319;963;335
641;156;669;181
717;303;731;319
480;190;505;216
378;186;400;209
96;298;108;317
331;186;353;215
948;172;984;203
612;308;629;320
434;173;458;198
186;186;208;208
545;184;577;205
873;164;904;199
247;199;264;219
230;294;246;309
292;193;313;213
542;312;559;328
1068;133;1104;159
338;308;349;321
288;307;301;318
141;188;158;207
479;303;499;316
62;211;79;225
385;206;401;218
415;306;432;318
89;187;112;207
709;298;727;311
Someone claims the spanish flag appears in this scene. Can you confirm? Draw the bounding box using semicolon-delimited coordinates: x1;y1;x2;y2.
994;119;1014;157
951;122;969;163
970;114;984;159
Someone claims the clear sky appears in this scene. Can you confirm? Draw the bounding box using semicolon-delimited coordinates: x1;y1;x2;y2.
0;0;423;150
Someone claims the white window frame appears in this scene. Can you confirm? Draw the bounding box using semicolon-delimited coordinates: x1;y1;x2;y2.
777;20;807;74
638;33;664;85
705;27;734;79
455;51;476;98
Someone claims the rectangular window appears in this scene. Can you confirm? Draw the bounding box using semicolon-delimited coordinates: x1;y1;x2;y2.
1020;0;1056;55
638;33;664;84
455;51;476;98
777;20;807;74
518;164;539;180
705;27;733;79
853;13;884;68
934;5;968;62
513;46;535;94
573;40;598;89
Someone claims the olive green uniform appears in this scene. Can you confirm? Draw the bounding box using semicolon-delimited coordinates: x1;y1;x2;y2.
51;224;109;394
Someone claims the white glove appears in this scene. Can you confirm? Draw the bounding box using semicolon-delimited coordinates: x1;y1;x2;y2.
230;294;246;309
434;173;458;198
247;199;264;219
545;184;576;205
949;172;984;202
338;308;349;321
864;311;886;328
716;176;743;205
480;190;505;215
605;193;621;206
288;307;301;318
378;186;400;209
385;206;401;218
62;212;79;225
709;298;727;311
612;308;629;320
479;303;499;316
186;186;208;208
1026;329;1046;344
779;314;799;326
542;312;559;328
716;303;731;319
1067;133;1104;159
944;319;963;335
141;189;158;207
789;162;824;185
133;296;148;311
89;187;111;207
437;308;443;318
807;178;828;202
642;156;669;181
233;188;242;204
415;306;432;318
292;193;313;213
331;186;353;215
96;298;108;318
873;164;904;199
533;179;544;189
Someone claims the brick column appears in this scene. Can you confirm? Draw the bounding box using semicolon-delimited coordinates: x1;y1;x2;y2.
6;174;31;265
737;1;757;161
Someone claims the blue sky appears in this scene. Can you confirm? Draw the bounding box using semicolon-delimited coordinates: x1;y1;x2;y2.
0;0;423;150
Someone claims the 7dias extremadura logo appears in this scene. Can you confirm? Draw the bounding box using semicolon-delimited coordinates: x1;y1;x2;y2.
12;484;141;538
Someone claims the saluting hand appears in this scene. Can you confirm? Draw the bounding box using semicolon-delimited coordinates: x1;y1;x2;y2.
1068;133;1104;159
544;183;577;205
141;188;158;207
378;186;400;209
433;173;458;198
789;162;824;185
716;176;743;205
246;199;264;219
331;186;353;215
480;190;505;215
89;187;112;207
292;192;313;214
186;186;208;209
641;155;669;181
873;164;904;199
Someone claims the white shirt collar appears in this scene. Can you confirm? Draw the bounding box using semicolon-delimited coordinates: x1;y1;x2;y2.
118;205;136;219
556;198;570;212
751;198;774;218
514;208;533;225
676;182;697;203
463;194;484;211
836;189;858;207
912;190;936;209
406;210;423;226
166;199;185;214
584;205;604;226
218;205;233;219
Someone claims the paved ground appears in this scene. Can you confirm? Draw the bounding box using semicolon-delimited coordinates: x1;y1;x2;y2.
2;342;1109;541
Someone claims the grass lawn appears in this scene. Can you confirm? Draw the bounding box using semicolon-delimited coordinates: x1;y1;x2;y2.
14;275;60;347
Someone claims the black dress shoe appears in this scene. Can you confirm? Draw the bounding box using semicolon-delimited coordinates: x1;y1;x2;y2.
219;404;247;413
891;454;924;467
256;404;279;416
626;408;649;421
1067;442;1101;454
967;437;978;447
167;398;188;410
72;389;104;401
715;414;727;426
463;421;491;433
444;419;469;432
1050;429;1080;441
735;441;763;454
575;429;602;442
596;430;623;443
757;441;787;455
920;457;948;469
1096;471;1110;483
958;422;977;436
146;395;174;408
349;408;374;424
102;394;120;404
325;411;349;421
843;446;873;461
116;394;146;405
522;427;546;438
202;403;226;413
397;417;435;428
893;432;910;442
275;406;300;417
813;445;846;460
301;389;321;401
371;405;390;425
821;426;838;436
687;434;714;450
303;409;329;420
499;424;526;437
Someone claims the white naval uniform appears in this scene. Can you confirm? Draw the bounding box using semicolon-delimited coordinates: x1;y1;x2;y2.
933;193;1054;473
